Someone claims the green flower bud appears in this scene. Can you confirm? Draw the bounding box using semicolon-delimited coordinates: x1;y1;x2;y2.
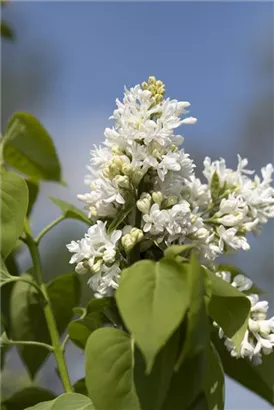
130;228;144;243
152;191;163;205
121;234;135;252
92;259;103;273
162;196;178;208
115;175;130;188
148;76;156;84
137;193;151;214
122;163;133;176
132;170;144;186
90;206;97;217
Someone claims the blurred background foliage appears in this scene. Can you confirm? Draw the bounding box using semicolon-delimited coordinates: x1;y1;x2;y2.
1;2;273;409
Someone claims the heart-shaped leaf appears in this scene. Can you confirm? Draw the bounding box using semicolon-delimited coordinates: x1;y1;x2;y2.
0;171;28;259
50;197;90;225
10;273;80;377
25;393;95;410
2;387;55;410
85;328;141;410
207;269;251;351
4;112;62;182
175;255;209;370
116;258;190;372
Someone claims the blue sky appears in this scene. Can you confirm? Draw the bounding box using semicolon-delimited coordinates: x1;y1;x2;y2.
2;2;274;408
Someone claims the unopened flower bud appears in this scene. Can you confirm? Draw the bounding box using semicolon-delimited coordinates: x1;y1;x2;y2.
137;193;151;214
75;262;88;275
195;227;209;240
162;196;178;209
152;191;163;205
112;146;124;155
103;249;116;264
90;206;97;217
122;164;133;176
132;170;144;186
115;175;130;188
90;259;103;273
121;234;135;252
141;81;148;89
130;228;144;243
112;156;124;168
109;163;120;176
155;94;163;104
103;167;111;179
259;322;271;338
248;319;260;333
148;76;156;84
148;84;156;94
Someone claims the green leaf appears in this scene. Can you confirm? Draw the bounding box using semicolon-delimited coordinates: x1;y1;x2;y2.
207;269;251;351
175;255;209;370
68;313;106;350
4;112;62;182
2;387;55;410
203;343;225;410
210;171;220;203
134;329;181;410
164;244;197;259
69;297;119;349
10;273;80;377
24;393;95;410
47;273;81;335
1;21;14;40
0;255;18;288
107;193;135;234
116;258;190;372
26;179;40;217
187;393;208;410
85;328;141;410
10;275;50;377
213;334;274;406
163;350;206;410
50;197;90;225
0;171;28;259
0;331;10;347
73;379;88;396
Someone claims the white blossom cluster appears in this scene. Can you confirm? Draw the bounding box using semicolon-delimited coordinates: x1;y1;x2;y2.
67;77;274;361
215;271;274;364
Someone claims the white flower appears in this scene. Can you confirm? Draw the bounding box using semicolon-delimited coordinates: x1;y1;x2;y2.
143;204;168;235
231;274;253;292
215;272;274;363
217;225;250;252
67;221;122;276
157;151;194;182
78;177;125;218
88;263;121;298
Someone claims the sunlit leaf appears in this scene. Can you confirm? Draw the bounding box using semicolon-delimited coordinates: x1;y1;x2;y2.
85;328;141;410
207;269;251;351
2;387;55;410
0;171;28;259
10;273;80;377
116;258;190;372
4;112;62;182
50;197;90;225
25;393;95;410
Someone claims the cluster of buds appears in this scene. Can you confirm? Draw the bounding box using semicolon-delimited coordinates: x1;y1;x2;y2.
142;76;165;104
121;228;144;252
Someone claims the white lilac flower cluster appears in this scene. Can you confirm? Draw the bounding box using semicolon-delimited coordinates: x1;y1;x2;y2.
215;271;274;365
67;77;274;360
